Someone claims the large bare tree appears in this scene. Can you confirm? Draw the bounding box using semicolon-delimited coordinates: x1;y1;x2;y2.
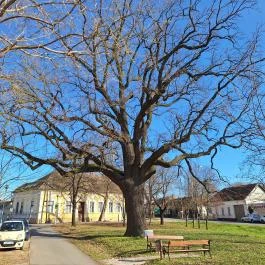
0;0;264;236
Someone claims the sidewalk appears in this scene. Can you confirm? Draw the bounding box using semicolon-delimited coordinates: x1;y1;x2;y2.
30;225;98;265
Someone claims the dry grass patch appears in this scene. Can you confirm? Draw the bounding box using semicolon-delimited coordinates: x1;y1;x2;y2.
0;241;29;265
54;221;265;265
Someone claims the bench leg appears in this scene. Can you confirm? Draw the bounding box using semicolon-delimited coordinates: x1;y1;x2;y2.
162;247;165;259
149;243;152;252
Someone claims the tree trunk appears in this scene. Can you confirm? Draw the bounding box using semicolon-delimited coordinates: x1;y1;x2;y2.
206;208;209;230
148;199;152;225
123;182;146;237
98;193;108;222
160;210;164;225
71;200;77;227
148;204;152;225
122;204;126;227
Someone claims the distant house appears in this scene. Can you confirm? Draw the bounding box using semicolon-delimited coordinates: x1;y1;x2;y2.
12;171;124;224
209;183;265;221
173;197;208;219
152;196;207;219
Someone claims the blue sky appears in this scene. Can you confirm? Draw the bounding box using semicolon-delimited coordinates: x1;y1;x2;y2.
1;0;265;197
207;0;265;185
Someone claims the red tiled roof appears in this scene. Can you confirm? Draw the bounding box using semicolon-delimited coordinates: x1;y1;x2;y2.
13;171;122;194
211;183;261;202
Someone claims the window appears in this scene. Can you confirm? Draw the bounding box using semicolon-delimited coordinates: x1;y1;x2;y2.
221;208;225;216
215;209;219;216
227;207;231;216
65;201;72;214
98;202;103;212
20;202;24;214
90;201;95;213
116;203;121;213
46;201;54;213
109;202;113;213
15;202;19;214
29;201;34;213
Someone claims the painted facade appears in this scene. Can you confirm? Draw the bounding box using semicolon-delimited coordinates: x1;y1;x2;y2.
209;184;265;221
12;172;124;224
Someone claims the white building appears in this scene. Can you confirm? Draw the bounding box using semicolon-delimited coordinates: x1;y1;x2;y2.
209;184;265;221
12;171;124;224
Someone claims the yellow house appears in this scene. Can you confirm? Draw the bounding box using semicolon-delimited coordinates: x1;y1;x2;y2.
12;171;124;224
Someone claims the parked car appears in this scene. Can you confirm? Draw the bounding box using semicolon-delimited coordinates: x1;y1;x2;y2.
241;213;261;223
0;220;25;250
10;218;30;241
260;215;265;223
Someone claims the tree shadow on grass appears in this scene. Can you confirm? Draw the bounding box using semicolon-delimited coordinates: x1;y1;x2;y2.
30;225;125;241
116;249;155;257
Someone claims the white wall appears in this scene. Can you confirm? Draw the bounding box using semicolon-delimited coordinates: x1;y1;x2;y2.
210;186;265;219
210;200;247;219
245;186;265;215
246;186;265;204
12;190;42;221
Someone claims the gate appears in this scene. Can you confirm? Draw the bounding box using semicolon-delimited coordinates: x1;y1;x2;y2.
234;205;245;221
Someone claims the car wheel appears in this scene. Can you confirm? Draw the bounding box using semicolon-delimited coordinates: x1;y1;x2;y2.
261;220;265;224
250;219;253;223
20;246;24;250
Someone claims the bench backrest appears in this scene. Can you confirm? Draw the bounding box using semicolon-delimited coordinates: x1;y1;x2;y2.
148;235;184;240
184;240;209;246
168;239;209;247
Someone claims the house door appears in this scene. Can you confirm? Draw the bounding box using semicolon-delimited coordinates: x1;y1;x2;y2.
234;205;245;221
78;202;85;222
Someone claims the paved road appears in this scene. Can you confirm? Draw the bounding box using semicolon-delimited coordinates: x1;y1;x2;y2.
160;217;265;226
30;225;98;265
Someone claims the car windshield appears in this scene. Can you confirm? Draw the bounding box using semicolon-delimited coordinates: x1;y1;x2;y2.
12;219;29;228
0;222;23;231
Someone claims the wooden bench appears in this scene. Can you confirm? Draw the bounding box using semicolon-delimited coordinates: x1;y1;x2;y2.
161;239;211;259
146;234;184;252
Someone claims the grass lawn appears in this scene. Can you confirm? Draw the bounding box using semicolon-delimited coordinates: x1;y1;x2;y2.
0;241;29;265
54;221;265;265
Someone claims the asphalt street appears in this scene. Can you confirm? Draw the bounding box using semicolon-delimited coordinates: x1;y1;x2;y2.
30;225;98;265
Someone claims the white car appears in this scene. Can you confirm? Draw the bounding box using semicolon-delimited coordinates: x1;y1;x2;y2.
241;213;261;223
0;220;25;250
260;215;265;223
